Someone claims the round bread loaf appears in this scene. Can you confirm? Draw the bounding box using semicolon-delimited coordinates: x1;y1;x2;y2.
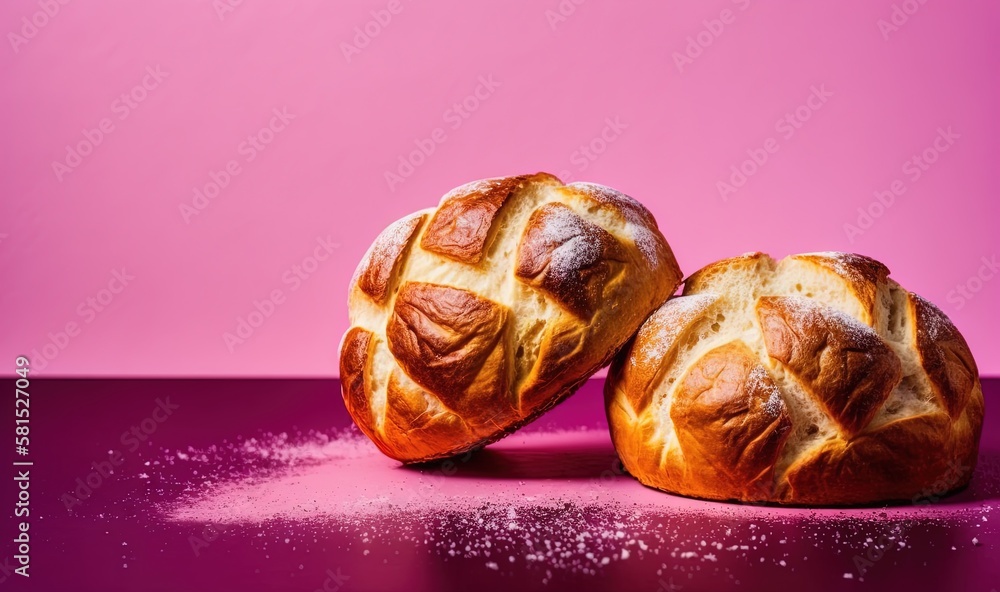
606;252;984;505
341;173;683;463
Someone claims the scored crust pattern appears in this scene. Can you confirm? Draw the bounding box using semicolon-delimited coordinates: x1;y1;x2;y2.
606;252;984;505
341;173;683;463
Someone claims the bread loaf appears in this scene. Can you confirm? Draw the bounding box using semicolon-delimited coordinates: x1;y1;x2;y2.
341;173;683;463
606;252;983;505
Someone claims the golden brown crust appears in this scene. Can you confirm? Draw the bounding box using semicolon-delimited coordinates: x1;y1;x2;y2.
671;341;792;501
515;203;627;318
356;213;427;304
386;282;511;424
420;174;557;263
757;296;901;436
780;402;983;505
565;181;683;280
339;327;376;440
511;190;682;416
791;252;889;323
607;251;984;506
381;370;479;461
910;293;978;419
611;294;720;415
343;173;683;463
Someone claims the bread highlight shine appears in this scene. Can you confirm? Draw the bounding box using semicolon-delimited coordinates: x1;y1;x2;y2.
606;252;984;505
341;173;683;463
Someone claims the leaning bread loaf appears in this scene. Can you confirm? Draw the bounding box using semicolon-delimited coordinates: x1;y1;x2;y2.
606;251;984;505
341;173;683;463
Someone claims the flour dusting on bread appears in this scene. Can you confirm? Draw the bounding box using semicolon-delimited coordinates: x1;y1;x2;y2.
607;251;983;505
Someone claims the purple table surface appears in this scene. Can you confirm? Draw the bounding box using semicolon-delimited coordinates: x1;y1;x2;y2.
4;378;998;592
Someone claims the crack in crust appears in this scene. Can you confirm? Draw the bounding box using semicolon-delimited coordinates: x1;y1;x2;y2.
420;175;557;264
757;295;901;437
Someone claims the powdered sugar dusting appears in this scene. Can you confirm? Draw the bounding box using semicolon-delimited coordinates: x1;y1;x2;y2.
628;221;663;268
80;410;1000;590
748;366;784;418
568;182;663;267
440;177;508;203
351;212;424;289
773;296;880;346
163;428;634;524
238;430;374;463
536;204;603;281
911;293;954;341
635;295;717;366
798;251;886;285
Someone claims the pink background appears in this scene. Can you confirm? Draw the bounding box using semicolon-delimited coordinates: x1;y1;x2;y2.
1;0;997;376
